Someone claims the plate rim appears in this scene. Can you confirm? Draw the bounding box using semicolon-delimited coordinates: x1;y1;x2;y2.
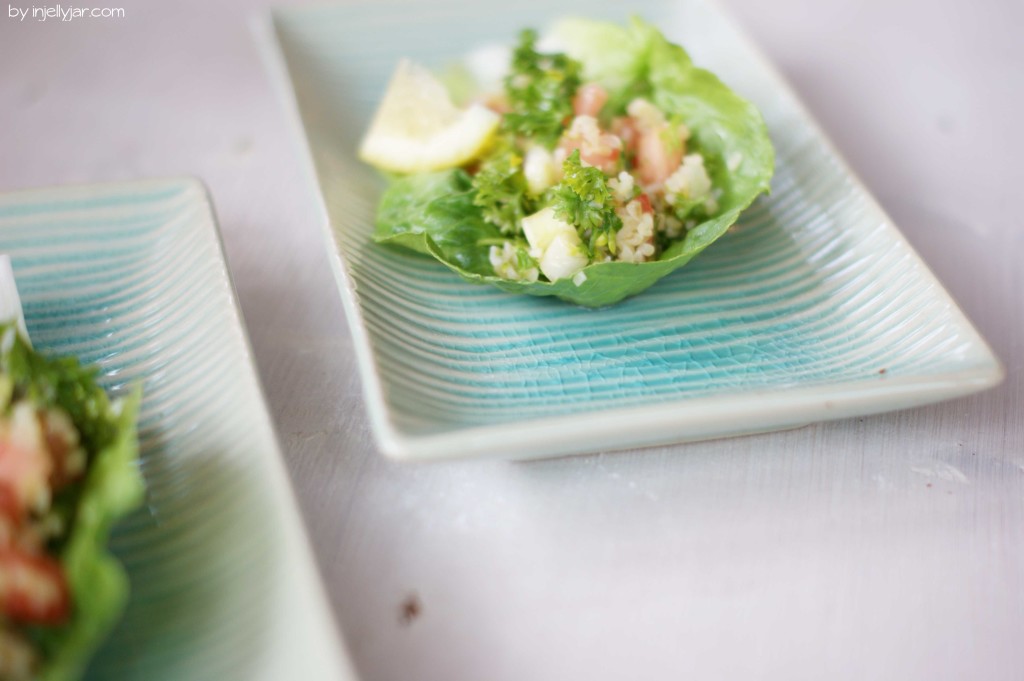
260;2;1004;462
0;174;355;678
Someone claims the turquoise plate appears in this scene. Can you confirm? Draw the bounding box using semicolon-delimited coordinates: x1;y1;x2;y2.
264;0;1003;461
0;178;354;680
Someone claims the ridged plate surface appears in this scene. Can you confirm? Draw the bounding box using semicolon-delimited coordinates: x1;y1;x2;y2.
0;178;352;680
266;0;1002;460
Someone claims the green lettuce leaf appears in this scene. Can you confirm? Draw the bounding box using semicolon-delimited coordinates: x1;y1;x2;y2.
376;169;502;276
41;387;142;681
0;326;144;681
372;17;774;307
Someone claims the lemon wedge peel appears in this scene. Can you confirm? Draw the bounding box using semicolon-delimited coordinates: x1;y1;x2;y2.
359;59;500;174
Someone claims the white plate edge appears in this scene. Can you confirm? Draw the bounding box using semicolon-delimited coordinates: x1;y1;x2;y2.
0;175;358;680
186;176;358;681
260;0;1006;464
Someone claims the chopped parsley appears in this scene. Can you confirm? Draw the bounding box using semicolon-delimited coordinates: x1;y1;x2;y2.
472;31;587;238
502;29;582;148
550;150;623;255
470;136;535;235
0;325;118;454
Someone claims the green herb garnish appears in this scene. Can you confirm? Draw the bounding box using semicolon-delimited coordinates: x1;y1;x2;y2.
551;150;623;255
471;137;534;235
502;29;582;147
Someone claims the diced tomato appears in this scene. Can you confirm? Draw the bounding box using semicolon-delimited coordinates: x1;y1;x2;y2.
635;193;653;214
0;485;19;548
0;484;19;521
556;116;623;175
0;418;51;512
0;548;70;624
572;83;608;118
558;137;618;175
582;145;620;175
611;117;639;153
634;127;683;186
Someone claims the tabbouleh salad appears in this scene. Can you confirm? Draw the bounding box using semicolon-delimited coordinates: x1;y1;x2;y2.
359;17;774;306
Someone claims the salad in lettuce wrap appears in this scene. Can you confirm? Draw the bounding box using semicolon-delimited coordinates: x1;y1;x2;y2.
0;258;143;681
359;17;774;307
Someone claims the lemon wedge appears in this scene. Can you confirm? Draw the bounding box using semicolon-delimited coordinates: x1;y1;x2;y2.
358;59;501;173
0;255;28;344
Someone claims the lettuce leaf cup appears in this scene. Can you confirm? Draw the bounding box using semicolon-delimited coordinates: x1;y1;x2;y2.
0;320;143;681
361;17;774;307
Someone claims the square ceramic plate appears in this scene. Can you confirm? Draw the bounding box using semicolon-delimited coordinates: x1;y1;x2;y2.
263;0;1002;461
0;178;354;680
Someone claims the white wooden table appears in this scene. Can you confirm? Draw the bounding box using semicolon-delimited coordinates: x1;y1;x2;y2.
2;1;1021;679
